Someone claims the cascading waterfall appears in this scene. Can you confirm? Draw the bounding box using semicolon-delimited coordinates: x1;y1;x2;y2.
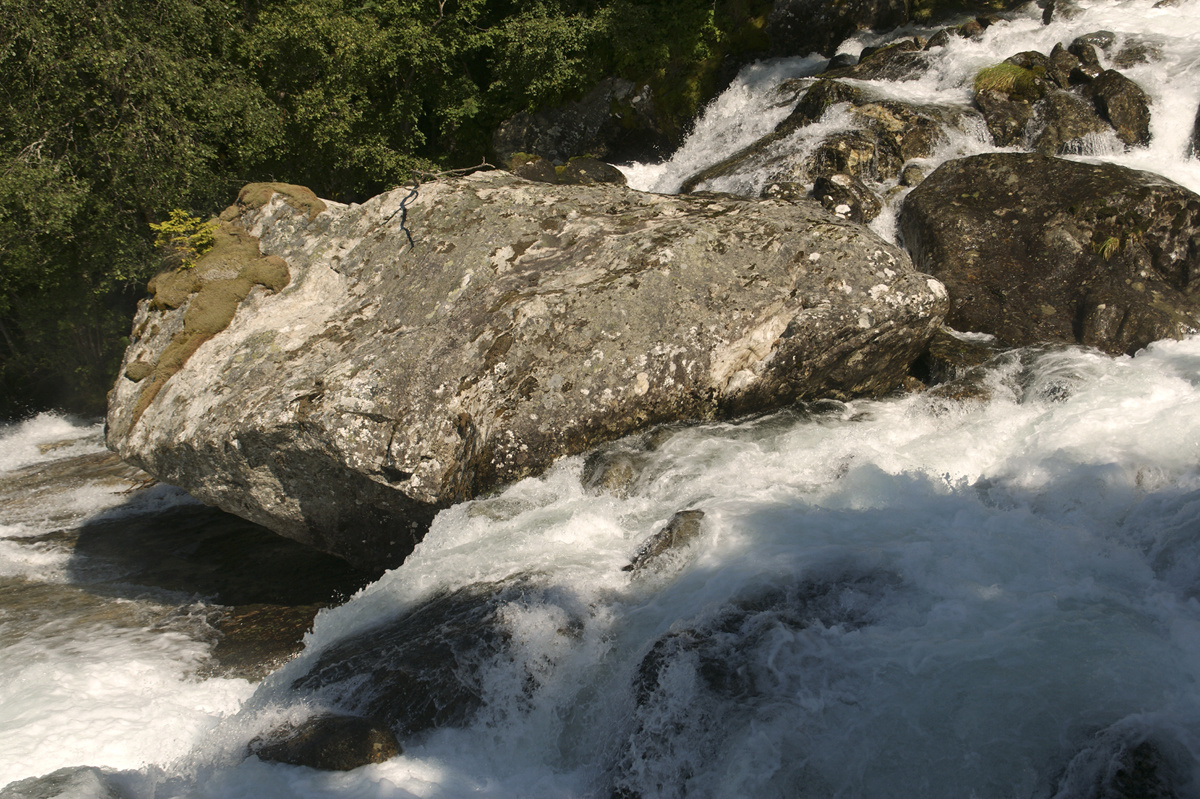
4;0;1200;796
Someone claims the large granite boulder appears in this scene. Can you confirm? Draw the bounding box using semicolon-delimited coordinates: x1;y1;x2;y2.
107;172;947;570
900;153;1200;354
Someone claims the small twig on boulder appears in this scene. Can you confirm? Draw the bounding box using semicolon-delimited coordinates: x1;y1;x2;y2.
383;159;495;249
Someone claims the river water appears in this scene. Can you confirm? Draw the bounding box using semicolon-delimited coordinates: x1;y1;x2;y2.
4;0;1200;796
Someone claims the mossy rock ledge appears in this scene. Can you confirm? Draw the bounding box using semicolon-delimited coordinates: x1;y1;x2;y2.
107;172;947;571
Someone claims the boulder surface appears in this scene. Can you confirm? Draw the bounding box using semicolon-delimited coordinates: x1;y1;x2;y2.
900;153;1200;354
108;172;946;569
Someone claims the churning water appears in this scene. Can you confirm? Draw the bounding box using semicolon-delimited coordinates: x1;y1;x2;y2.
5;0;1200;796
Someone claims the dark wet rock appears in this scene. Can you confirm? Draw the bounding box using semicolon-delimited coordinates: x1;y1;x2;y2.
1068;39;1103;69
108;174;946;570
288;580;584;737
0;767;127;799
249;714;400;771
900;152;1200;355
609;567;903;798
1029;90;1111;154
509;154;558;184
492;77;670;166
1191;105;1200;159
624;510;706;573
1048;43;1083;88
813;173;884;223
208;602;330;680
975;88;1037;147
825;38;931;82
825;52;858;71
582;446;647;498
1054;729;1183;799
925;28;952;49
911;327;1004;386
556;157;627;186
1072;30;1117;54
901;164;927;187
290;584;510;735
1113;37;1164;68
1084;70;1152;147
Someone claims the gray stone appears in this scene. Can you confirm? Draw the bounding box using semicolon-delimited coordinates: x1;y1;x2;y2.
900;153;1200;355
107;173;947;569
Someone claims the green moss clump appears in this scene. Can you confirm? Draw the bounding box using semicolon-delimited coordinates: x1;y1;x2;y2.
131;218;292;425
973;62;1047;102
232;183;327;222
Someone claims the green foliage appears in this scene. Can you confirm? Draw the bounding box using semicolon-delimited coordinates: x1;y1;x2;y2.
0;0;755;417
150;210;218;270
0;0;279;416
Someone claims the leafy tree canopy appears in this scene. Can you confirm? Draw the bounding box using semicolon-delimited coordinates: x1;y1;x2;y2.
0;0;770;417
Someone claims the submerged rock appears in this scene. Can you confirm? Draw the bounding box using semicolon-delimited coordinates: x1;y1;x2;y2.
900;153;1200;354
1053;728;1184;799
624;510;706;573
107;173;946;569
609;566;904;798
249;714;400;771
287;580;585;739
0;767;126;799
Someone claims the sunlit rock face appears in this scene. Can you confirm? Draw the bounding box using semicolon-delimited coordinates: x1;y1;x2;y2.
107;173;946;570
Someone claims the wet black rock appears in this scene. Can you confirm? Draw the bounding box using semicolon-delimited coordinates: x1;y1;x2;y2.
682;79;980;194
825;38;931;82
911;327;1005;386
624;510;706;573
249;714;400;771
900;152;1200;354
1029;90;1110;154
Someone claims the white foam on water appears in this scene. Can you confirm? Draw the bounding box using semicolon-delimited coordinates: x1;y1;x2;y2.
172;337;1200;799
0;617;254;789
0;413;105;474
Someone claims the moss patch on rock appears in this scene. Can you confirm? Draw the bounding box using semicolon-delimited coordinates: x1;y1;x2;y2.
222;182;327;222
131;220;292;425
